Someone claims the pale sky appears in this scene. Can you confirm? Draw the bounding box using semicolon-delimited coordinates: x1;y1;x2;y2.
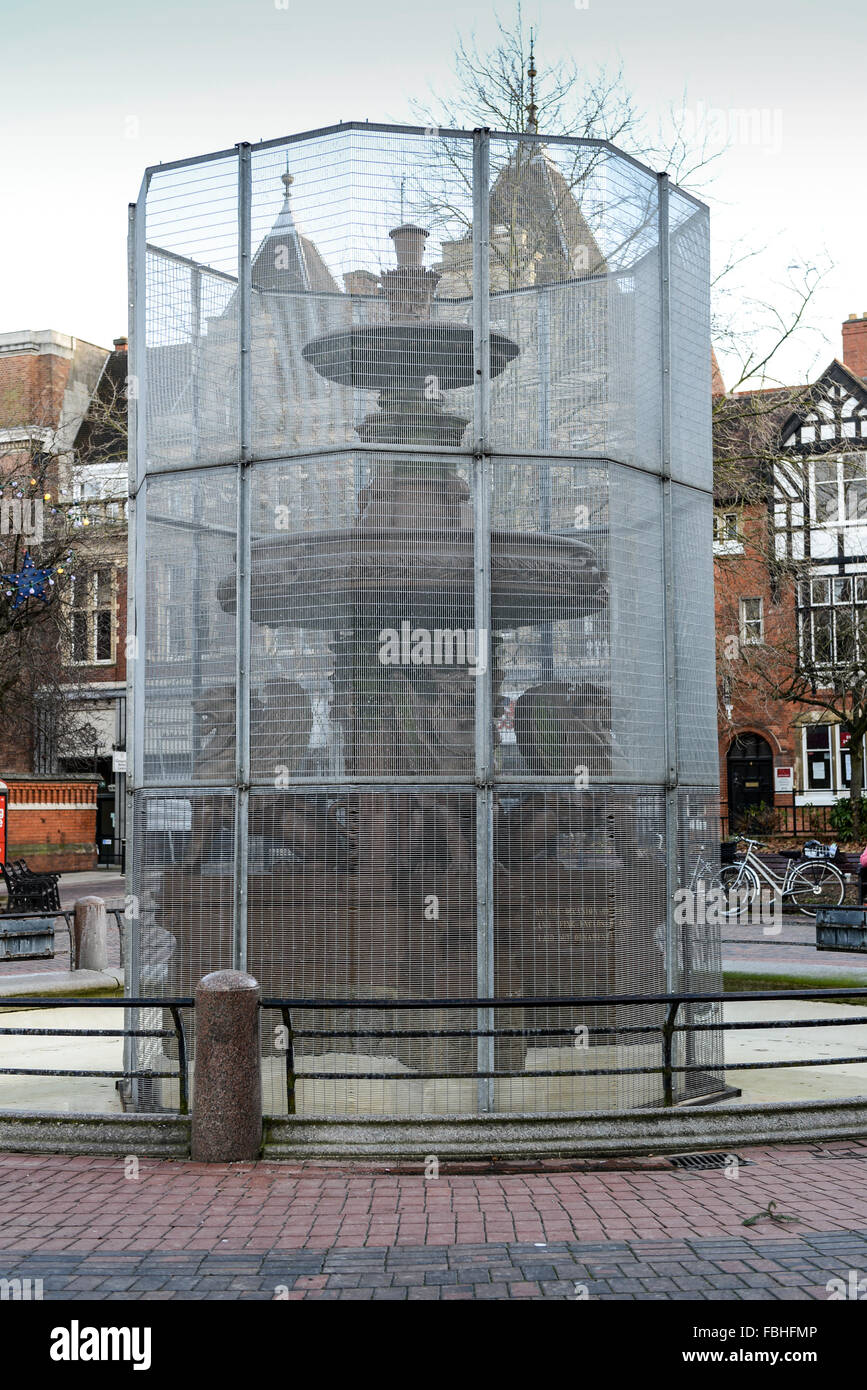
2;0;864;389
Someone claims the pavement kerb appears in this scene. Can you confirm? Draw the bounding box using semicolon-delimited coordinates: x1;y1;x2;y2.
0;970;123;1006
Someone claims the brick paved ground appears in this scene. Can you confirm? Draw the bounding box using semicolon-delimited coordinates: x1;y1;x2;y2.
723;912;867;974
2;1232;865;1300
2;1143;867;1299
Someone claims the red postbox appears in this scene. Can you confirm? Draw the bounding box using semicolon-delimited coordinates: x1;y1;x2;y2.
0;780;7;864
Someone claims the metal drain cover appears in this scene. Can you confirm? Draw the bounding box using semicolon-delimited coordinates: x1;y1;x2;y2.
670;1151;750;1171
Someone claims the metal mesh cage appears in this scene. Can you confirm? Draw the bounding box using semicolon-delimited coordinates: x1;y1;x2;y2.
128;124;721;1116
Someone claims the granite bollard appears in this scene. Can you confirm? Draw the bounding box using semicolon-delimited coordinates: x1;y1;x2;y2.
73;896;108;973
191;970;262;1162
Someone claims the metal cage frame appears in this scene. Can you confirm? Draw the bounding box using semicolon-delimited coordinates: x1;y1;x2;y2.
127;123;720;1116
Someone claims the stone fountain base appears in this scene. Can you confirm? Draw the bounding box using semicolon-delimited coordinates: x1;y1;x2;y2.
141;862;667;1115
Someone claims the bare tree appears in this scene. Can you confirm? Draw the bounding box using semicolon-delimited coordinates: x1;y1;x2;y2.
404;5;854;842
405;4;824;377
408;4;729;187
0;365;127;767
411;5;639;150
714;367;867;838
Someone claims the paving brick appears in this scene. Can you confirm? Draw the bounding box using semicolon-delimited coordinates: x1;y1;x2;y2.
3;1148;867;1301
473;1283;510;1299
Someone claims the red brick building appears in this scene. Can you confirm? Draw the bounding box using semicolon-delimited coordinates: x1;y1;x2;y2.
715;313;867;835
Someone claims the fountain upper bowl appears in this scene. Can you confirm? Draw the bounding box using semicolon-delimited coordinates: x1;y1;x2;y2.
301;323;519;392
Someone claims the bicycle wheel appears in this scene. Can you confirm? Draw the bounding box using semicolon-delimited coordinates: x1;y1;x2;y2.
714;863;760;919
788;860;845;916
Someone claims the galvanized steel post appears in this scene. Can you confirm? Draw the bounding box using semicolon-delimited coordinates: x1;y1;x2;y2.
658;171;679;996
473;128;495;1111
234;143;253;974
127;190;146;1102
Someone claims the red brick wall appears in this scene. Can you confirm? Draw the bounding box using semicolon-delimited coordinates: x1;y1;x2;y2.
714;503;803;824
842;315;867;382
0;352;71;430
4;778;99;872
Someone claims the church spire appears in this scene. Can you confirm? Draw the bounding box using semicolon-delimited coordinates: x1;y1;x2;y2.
526;31;538;134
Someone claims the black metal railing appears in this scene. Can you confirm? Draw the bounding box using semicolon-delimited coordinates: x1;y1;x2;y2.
262;986;867;1114
3;987;867;1122
722;798;839;841
0;996;192;1114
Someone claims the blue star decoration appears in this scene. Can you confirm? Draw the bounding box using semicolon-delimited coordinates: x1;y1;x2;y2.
3;550;55;608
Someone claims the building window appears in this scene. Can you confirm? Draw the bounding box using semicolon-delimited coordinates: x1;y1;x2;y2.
845;460;867;521
713;511;743;554
839;729;867;788
810;454;867;524
812;459;838;523
797;574;867;667
69;567;115;664
804;724;833;790
739;596;764;645
69;463;129;526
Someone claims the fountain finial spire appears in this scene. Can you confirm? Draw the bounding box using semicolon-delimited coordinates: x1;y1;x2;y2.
526;30;538;134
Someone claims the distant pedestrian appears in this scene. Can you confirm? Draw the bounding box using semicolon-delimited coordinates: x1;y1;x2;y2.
859;844;867;903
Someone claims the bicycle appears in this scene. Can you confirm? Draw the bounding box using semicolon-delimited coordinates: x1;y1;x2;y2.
685;843;725;895
716;836;845;918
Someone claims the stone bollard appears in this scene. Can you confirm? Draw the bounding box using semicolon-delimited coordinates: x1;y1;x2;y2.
73;896;108;972
191;970;262;1162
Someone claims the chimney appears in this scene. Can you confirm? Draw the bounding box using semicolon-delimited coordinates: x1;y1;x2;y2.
842;313;867;380
113;336;128;353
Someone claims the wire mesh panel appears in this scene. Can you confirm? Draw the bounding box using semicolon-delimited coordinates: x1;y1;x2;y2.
486;137;661;470
250;789;476;1116
244;453;477;781
675;789;724;1099
609;463;667;782
131;124;719;1118
129;791;235;1111
669;187;713;490
250;130;477;459
672;485;719;785
493;786;666;1112
144;157;240;470
142;470;237;785
490;458;610;785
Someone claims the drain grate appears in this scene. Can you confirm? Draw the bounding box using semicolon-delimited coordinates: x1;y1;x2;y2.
670;1151;750;1171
